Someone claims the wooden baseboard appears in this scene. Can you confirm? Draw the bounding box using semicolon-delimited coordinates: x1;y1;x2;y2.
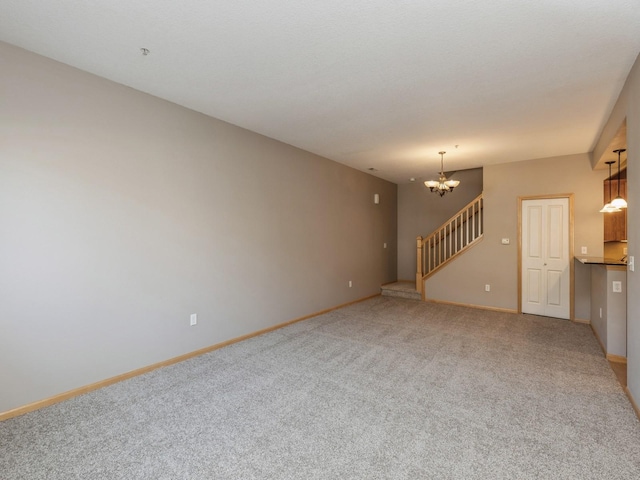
624;386;640;421
589;325;626;363
424;298;518;314
607;354;627;364
572;318;591;325
0;293;379;422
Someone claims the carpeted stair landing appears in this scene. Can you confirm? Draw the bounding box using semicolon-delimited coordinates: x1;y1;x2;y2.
381;280;421;300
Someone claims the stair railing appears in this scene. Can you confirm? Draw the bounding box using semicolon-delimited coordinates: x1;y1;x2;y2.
416;193;483;293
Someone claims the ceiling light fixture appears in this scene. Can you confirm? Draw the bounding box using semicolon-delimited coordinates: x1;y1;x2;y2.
610;148;627;209
600;160;621;213
424;151;460;196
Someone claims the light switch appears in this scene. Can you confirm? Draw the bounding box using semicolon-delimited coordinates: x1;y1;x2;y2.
581;246;587;255
629;256;635;272
612;281;622;293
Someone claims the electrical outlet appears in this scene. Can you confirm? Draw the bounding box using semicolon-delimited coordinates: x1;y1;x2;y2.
581;246;587;255
501;238;510;245
190;313;197;326
612;281;622;293
485;284;490;292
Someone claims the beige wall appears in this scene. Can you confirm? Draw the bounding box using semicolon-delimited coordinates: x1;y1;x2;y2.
0;43;397;413
595;52;640;407
424;153;608;318
397;168;483;280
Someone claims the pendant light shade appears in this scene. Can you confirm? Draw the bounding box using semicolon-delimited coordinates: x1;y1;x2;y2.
600;160;621;213
610;148;627;209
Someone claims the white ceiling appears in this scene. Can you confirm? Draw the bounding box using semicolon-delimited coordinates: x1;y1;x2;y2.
2;0;640;183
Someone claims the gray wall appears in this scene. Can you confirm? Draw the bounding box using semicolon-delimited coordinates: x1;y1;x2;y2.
593;51;640;411
626;55;640;415
397;168;483;280
423;153;608;318
0;43;397;413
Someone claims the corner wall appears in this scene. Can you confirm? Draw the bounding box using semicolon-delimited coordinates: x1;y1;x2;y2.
0;43;397;413
594;52;640;409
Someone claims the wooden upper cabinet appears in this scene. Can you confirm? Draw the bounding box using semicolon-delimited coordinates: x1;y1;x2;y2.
604;178;627;242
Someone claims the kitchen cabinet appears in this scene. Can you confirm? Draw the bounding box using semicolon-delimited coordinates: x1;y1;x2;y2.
604;178;627;242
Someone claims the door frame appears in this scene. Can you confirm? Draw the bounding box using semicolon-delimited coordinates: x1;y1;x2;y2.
517;194;575;320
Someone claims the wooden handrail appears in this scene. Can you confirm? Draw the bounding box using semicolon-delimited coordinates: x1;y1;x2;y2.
422;235;483;281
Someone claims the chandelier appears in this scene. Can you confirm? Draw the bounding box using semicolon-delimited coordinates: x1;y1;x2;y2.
424;151;460;196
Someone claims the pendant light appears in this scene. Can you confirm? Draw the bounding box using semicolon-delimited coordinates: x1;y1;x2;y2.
610;148;627;209
424;151;460;196
600;160;621;213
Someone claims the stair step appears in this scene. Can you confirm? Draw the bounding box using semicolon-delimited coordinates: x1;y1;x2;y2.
381;281;421;300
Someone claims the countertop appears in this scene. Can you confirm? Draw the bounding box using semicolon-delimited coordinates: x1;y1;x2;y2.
575;256;627;266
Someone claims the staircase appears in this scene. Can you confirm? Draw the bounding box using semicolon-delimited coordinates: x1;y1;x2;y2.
381;194;484;301
416;193;483;294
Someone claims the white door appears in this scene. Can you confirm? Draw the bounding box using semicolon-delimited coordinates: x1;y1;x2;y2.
521;198;570;319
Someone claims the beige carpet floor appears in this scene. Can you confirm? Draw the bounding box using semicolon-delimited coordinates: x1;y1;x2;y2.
1;296;639;479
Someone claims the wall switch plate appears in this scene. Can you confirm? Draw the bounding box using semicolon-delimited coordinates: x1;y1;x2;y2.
612;281;622;293
348;280;352;288
383;243;387;249
501;238;510;245
485;284;491;292
599;307;602;319
629;256;635;272
190;313;197;326
581;246;587;254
